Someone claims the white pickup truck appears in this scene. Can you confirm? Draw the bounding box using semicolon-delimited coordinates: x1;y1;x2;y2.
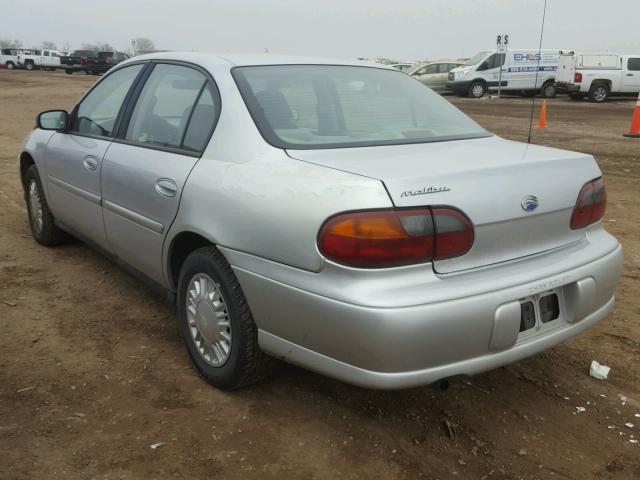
556;51;640;102
16;49;62;71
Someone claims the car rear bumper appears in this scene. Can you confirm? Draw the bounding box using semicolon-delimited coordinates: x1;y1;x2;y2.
224;229;622;389
556;82;582;93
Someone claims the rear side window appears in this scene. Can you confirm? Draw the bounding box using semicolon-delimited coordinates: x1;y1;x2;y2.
629;58;640;71
182;84;219;152
72;64;144;137
125;64;207;150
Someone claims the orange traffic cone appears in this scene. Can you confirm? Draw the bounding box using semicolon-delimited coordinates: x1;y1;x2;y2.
623;93;640;138
537;100;547;129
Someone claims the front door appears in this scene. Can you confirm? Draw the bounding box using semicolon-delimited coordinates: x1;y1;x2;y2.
101;63;219;285
45;63;145;250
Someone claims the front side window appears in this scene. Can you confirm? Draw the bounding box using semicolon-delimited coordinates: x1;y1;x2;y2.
233;65;488;149
72;64;143;137
125;64;207;150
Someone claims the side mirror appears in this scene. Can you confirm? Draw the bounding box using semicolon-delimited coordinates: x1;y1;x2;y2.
37;110;68;130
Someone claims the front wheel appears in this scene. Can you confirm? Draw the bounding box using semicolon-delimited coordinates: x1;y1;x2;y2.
177;246;275;390
24;62;34;71
468;81;486;98
23;165;69;245
5;61;15;70
589;84;609;103
541;83;557;99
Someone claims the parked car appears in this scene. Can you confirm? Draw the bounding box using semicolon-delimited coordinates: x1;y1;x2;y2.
19;53;622;390
556;51;640;102
408;61;463;93
92;51;130;73
17;49;62;70
447;49;561;98
60;50;98;74
1;48;18;69
390;62;417;72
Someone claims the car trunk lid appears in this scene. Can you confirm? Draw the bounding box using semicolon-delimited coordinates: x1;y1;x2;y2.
287;136;602;273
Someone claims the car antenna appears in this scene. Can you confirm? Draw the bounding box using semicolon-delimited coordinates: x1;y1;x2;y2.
527;0;548;144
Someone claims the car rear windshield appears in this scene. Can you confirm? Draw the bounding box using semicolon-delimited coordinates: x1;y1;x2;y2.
98;52;114;58
232;65;489;149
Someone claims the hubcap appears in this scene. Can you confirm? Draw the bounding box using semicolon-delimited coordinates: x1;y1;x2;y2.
472;84;483;97
28;180;43;234
186;273;231;367
594;87;606;101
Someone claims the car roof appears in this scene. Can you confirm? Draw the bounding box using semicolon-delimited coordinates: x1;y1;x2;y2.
125;51;393;70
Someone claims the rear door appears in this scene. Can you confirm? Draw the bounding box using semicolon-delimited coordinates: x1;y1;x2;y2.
623;57;640;92
45;63;145;251
101;63;220;284
556;53;575;84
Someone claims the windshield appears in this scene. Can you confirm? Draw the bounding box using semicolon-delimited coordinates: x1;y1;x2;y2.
233;65;489;149
465;51;491;66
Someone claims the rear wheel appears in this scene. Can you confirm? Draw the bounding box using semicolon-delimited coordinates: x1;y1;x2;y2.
23;165;69;246
541;82;557;99
24;62;34;71
589;84;609;103
5;61;15;70
177;246;275;390
468;81;486;99
65;68;73;74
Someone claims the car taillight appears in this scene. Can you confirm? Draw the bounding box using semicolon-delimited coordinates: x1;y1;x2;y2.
106;58;113;64
317;207;473;268
574;72;583;83
570;177;606;229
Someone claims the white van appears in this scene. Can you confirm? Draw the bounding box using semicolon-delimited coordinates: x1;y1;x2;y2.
446;49;561;98
556;51;640;102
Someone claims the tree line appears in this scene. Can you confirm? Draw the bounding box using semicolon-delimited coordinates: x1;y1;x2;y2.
0;38;156;55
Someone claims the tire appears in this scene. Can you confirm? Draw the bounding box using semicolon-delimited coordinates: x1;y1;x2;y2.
541;82;557;99
5;61;14;70
468;81;486;98
589;84;609;103
177;246;275;390
65;69;73;75
23;165;69;246
25;62;34;71
569;92;584;101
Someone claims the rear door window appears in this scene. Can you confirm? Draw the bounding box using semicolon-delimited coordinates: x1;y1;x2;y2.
125;64;208;150
628;58;640;71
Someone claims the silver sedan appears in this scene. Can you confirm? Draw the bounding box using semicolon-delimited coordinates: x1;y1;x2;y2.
19;53;622;390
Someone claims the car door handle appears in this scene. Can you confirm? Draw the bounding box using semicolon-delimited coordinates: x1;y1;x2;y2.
83;155;98;171
627;73;634;76
155;178;177;197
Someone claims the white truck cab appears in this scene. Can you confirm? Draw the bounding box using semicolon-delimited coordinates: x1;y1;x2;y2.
446;49;561;98
556;51;640;102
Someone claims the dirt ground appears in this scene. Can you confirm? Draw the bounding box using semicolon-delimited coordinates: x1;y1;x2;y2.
0;70;639;480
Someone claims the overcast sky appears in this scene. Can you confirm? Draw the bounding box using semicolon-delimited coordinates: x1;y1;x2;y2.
3;0;639;59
